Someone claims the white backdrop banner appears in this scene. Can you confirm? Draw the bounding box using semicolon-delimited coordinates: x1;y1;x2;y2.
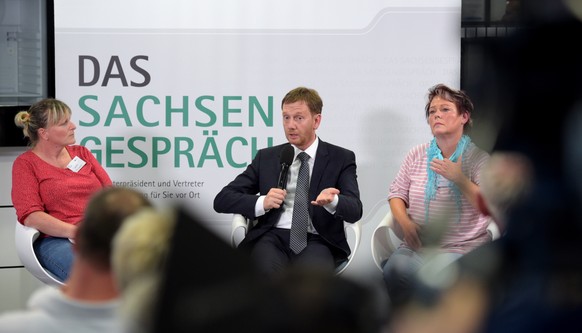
54;0;461;234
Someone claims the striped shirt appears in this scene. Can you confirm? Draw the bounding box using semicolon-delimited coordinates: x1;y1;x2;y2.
388;142;490;254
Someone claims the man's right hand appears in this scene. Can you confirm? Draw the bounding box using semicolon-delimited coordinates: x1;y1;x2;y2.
263;188;287;211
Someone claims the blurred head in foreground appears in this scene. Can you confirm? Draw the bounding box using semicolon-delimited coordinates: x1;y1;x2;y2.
112;208;176;333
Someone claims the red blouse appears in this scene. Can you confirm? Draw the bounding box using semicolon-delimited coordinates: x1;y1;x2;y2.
11;145;112;226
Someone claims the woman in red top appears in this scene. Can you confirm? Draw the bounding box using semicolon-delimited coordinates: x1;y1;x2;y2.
12;98;112;283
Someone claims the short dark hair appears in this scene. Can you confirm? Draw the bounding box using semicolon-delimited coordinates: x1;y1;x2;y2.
425;84;474;131
281;87;323;115
76;187;152;270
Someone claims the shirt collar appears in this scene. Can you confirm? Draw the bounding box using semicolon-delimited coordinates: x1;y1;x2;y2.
293;136;318;161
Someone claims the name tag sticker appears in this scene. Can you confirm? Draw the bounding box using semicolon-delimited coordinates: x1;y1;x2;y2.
67;156;86;172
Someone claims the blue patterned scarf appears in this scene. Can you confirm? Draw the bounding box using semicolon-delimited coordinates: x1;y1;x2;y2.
424;135;471;223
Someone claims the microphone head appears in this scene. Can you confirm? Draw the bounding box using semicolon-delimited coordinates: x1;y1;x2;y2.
280;145;295;166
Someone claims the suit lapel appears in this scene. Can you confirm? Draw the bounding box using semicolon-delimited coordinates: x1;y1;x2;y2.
309;140;329;199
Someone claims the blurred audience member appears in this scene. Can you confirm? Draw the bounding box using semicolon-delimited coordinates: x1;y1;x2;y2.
116;207;384;333
474;3;582;330
111;208;176;333
0;187;151;333
476;151;534;234
269;267;385;333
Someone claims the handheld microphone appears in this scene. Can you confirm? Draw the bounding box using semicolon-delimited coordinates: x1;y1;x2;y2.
277;145;295;189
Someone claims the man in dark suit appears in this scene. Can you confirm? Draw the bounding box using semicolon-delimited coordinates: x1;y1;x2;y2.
214;86;362;276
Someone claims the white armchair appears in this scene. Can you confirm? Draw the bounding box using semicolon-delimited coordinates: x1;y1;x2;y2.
14;221;65;287
370;211;502;272
230;214;361;275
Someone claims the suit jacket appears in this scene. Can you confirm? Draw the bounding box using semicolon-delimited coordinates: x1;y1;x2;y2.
213;140;363;263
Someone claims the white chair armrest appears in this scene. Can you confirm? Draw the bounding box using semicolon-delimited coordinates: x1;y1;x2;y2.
231;214;250;247
229;214;362;276
14;221;64;287
349;221;362;260
487;220;501;241
371;211;402;272
335;221;362;275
